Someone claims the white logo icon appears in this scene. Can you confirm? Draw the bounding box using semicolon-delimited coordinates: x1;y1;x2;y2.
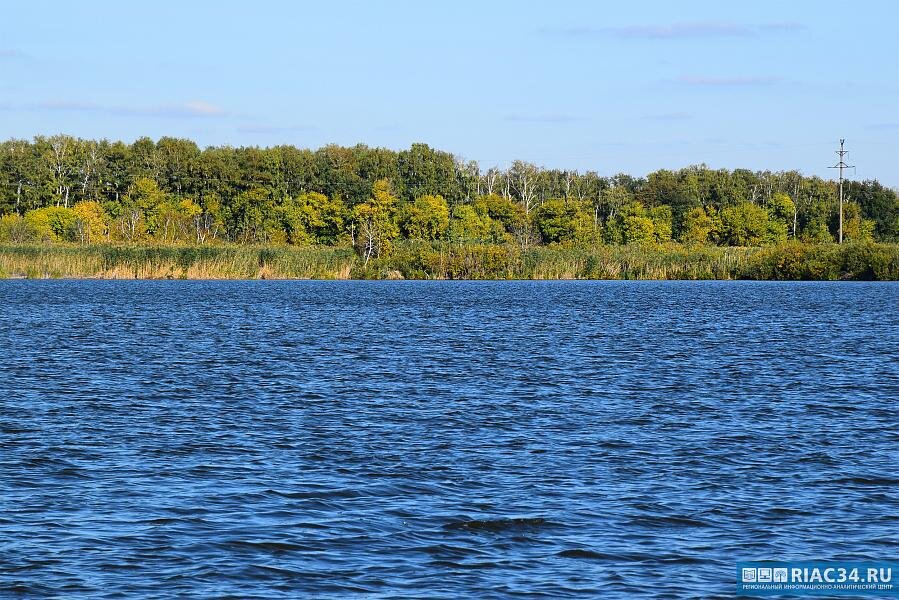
773;568;788;582
742;568;757;582
758;568;773;582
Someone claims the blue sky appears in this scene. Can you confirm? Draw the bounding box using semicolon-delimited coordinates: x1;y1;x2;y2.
1;0;897;184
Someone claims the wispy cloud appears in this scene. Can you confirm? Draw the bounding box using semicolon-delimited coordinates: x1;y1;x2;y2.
0;49;28;59
643;111;692;121
145;102;229;118
674;75;783;87
605;21;754;39
32;100;102;112
180;101;225;116
543;21;803;40
505;114;585;124
2;99;229;118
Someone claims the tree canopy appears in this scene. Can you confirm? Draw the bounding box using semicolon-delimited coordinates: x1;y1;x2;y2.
1;136;895;249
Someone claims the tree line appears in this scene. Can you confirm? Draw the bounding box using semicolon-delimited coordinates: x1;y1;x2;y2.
1;135;896;258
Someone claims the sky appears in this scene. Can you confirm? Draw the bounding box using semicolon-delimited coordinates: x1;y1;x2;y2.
1;0;897;185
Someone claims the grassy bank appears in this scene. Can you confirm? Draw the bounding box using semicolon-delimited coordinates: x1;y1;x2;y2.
0;242;897;281
0;245;356;280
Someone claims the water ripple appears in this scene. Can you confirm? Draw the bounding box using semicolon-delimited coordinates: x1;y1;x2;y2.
1;280;897;598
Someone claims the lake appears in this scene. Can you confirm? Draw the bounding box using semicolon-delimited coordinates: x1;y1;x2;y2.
1;281;897;598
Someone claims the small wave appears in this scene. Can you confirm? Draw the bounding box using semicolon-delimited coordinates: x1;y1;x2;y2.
247;563;306;578
144;517;178;526
263;488;361;499
766;507;811;516
54;467;89;479
655;554;707;565
223;540;310;553
286;521;330;530
95;561;141;571
443;517;554;532
416;543;488;558
557;549;617;560
626;514;710;528
427;559;500;569
832;476;899;487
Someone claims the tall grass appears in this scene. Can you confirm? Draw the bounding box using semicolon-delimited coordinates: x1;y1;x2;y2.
1;241;896;280
0;244;356;279
367;241;898;281
522;245;756;280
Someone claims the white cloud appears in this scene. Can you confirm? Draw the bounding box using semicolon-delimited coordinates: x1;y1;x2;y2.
181;101;225;116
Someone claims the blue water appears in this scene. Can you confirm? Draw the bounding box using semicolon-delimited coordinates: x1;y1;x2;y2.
1;281;897;598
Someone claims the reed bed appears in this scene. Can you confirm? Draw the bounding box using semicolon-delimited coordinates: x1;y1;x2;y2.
1;242;896;280
0;244;356;280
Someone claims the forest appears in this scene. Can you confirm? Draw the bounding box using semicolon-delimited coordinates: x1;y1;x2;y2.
0;135;897;279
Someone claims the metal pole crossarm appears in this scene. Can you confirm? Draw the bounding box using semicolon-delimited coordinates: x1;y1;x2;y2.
828;140;854;244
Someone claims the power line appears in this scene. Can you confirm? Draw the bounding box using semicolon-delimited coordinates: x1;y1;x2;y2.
829;139;854;244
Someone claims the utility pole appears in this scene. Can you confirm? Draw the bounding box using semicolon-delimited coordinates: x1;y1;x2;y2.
829;139;854;244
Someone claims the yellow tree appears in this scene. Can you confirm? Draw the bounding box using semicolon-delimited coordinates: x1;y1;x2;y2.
353;179;398;264
400;194;449;241
680;207;716;245
71;201;109;243
842;202;875;242
176;199;203;242
24;207;76;242
449;204;494;243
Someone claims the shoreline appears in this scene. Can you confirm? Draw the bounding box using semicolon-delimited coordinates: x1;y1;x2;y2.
1;242;897;281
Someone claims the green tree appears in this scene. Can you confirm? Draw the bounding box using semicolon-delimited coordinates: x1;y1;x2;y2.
0;139;42;213
599;185;633;223
450;203;502;243
605;202;655;245
3;135;899;249
800;220;834;244
156;137;201;196
226;187;282;244
38;135;79;208
848;180;899;241
398;144;460;203
280;192;347;245
767;192;796;237
475;194;527;239
532;199;596;245
716;202;785;246
117;177;166;241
